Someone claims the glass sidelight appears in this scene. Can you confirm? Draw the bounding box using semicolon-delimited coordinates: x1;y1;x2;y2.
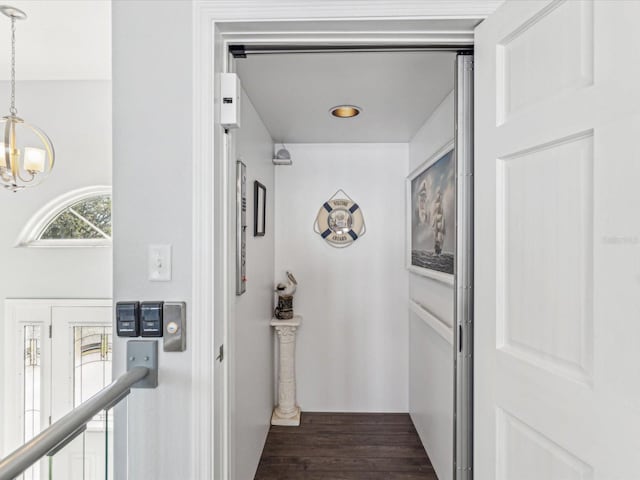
22;325;42;480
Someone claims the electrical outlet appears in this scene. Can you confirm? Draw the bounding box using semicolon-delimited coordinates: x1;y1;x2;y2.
148;244;172;281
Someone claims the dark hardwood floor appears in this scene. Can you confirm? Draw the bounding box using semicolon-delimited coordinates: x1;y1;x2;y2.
254;413;438;480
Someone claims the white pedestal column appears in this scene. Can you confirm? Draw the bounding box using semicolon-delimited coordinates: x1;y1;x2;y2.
270;315;301;426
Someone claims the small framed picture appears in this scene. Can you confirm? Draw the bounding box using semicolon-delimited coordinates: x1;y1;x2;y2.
254;180;266;237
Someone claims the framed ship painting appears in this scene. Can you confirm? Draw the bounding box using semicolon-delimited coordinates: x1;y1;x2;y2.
406;141;455;284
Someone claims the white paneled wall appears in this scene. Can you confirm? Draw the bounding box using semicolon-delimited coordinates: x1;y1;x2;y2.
408;91;455;480
274;143;409;412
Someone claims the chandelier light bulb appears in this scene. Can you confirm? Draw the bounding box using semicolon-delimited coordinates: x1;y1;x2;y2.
0;6;55;192
24;147;46;173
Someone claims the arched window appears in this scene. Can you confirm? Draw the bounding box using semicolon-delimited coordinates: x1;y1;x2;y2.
39;195;111;240
16;186;112;247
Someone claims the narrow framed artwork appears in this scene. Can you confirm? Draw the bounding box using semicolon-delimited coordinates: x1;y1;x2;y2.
406;141;455;284
254;180;266;237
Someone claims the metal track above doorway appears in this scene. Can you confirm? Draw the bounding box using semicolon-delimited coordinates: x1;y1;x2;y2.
229;44;473;57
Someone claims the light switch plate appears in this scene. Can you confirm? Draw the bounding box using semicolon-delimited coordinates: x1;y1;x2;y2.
148;244;172;281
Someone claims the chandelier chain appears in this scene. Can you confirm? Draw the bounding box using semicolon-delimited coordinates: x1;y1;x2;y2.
9;15;16;116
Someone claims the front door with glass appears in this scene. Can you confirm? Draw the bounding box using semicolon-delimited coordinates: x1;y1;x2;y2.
3;299;113;480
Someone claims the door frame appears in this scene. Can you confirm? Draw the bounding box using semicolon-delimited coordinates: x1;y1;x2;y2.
191;4;498;478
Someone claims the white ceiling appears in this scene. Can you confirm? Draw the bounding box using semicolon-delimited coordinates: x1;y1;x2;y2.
236;51;456;143
0;1;110;80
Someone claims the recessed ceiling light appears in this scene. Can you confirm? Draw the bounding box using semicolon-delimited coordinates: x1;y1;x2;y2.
330;105;361;118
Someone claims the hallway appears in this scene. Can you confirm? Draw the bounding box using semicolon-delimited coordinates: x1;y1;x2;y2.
254;413;437;479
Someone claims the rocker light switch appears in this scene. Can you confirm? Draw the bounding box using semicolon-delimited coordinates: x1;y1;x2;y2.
148;244;172;281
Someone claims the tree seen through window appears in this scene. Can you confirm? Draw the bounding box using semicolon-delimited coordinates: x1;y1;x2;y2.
40;195;111;240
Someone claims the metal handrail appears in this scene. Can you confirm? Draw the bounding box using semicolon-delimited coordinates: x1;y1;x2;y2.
0;366;150;480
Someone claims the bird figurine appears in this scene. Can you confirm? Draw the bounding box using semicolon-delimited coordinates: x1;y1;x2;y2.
276;271;297;296
275;271;297;319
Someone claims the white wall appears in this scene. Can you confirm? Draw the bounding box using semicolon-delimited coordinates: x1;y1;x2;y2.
408;91;455;480
230;90;275;480
0;80;112;455
275;143;409;412
112;2;192;479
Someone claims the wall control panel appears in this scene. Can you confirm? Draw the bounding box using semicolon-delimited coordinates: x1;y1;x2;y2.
140;302;163;337
163;301;187;352
116;301;140;337
116;301;186;352
220;73;241;129
236;160;247;295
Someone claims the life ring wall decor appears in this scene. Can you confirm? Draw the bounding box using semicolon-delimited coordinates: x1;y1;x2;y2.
314;190;366;248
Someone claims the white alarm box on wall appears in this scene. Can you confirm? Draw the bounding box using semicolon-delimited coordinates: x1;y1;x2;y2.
220;73;241;129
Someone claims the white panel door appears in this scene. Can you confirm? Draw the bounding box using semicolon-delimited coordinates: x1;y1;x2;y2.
475;1;640;479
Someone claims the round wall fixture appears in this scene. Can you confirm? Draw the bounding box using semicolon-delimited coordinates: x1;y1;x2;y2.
329;105;361;118
314;190;366;248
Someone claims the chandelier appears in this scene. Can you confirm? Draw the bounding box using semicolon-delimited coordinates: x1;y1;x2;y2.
0;6;54;192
